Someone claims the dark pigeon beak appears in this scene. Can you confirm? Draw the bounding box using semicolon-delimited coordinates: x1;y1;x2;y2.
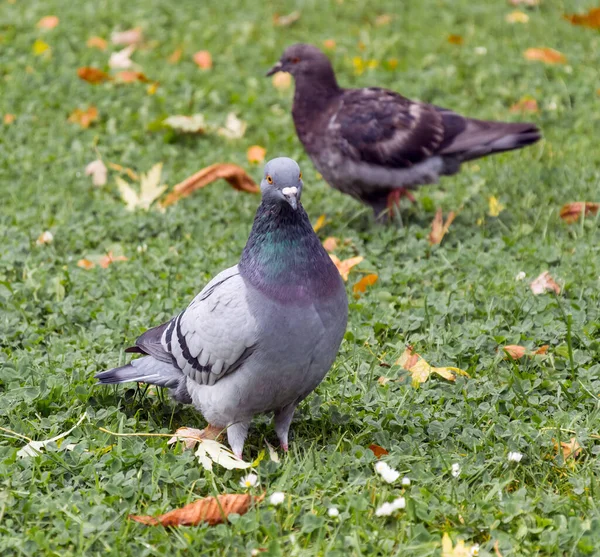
266;61;283;76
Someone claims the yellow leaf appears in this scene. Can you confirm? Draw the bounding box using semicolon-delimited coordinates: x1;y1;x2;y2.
353;273;378;296
313;214;327;232
506;11;529;23
442;532;480;557
77;259;95;270
164;114;206;133
32;39;50;55
488;196;504;217
147;82;159;95
247;145;266;164
168;47;183;63
217;113;246;140
116;163;167;211
524;47;566;65
396;346;469;388
329;254;363;281
68;106;98;128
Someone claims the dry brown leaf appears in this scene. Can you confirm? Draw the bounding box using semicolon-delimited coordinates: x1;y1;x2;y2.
111;28;143;46
129;493;264;527
429;208;456;245
272;72;292;90
247;145;266;164
502;345;527;359
524;47;566;64
193;50;212;69
353;274;378;296
329;255;363;281
530;271;561;295
86;36;107;50
396;346;469;387
273;11;301;26
3;114;16;125
564;8;600;29
556;437;582;460
559;202;600;223
37;15;59;29
368;444;389;458
323;39;336;50
161;164;259;207
447;34;464;45
115;70;149;83
168;48;183;63
68;106;98;128
510;97;538;113
77;67;112;84
322;237;338;252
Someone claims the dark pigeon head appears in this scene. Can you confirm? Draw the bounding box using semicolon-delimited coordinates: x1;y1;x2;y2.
260;157;303;211
266;43;336;83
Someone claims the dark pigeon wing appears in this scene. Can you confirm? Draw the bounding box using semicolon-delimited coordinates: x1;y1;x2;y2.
331;88;445;169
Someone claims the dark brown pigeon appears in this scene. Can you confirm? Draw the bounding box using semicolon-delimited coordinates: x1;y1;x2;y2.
267;43;541;218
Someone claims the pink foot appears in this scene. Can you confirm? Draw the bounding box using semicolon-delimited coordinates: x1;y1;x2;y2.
281;443;289;452
387;188;416;213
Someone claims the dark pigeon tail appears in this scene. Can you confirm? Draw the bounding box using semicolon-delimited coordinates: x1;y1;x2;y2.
95;356;182;389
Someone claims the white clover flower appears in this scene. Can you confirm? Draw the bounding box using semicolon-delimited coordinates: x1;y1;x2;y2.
374;461;400;483
402;477;411;486
451;462;461;478
470;543;480;556
375;497;406;517
507;451;523;463
474;46;487;56
240;473;259;488
269;491;285;505
251;550;260;557
327;507;339;518
515;271;526;281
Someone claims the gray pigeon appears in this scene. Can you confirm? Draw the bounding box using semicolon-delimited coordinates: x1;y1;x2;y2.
96;157;348;458
267;43;541;218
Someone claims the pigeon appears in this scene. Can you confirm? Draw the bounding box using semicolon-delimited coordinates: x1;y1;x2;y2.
96;157;348;458
267;43;541;218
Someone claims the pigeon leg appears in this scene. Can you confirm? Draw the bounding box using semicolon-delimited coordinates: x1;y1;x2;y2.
227;420;251;460
274;403;297;452
387;188;416;212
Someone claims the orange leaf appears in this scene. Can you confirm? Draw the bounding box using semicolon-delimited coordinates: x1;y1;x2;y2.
530;271;561;295
502;345;527;360
428;208;456;245
86;36;107;50
161;163;259;207
193;50;212;69
559;202;600;223
168;48;183;63
564;8;600;29
3;114;15;125
524;48;566;65
396;345;469;387
534;345;549;355
558;437;582;460
99;252;128;269
447;34;464;45
353;273;378;296
322;237;338;252
510;97;538;113
77;259;95;270
68;106;98;128
329;255;363;281
247;145;266;164
77;67;112;84
368;444;389;458
37;15;59;29
129;493;264;527
115;71;149;83
323;39;336;50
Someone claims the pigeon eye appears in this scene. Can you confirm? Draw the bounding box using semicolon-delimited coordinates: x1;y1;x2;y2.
266;175;273;184
291;57;300;64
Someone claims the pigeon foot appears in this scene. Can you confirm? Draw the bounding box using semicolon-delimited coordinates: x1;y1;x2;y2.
387;188;416;212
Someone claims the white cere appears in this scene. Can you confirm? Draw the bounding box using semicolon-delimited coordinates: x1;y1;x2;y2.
281;186;298;196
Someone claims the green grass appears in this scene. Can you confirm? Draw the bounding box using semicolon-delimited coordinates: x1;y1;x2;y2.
1;0;600;555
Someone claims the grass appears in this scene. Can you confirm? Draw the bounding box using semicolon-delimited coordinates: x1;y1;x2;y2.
1;0;600;555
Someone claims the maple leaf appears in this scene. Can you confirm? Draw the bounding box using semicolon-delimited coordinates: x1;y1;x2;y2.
116;163;167;211
441;533;480;557
530;271;561;295
429;208;456;245
77;67;112;84
272;72;292;90
193;50;212;69
559;202;600;223
163;114;206;134
524;47;566;64
273;11;301;26
329;254;363;281
85;159;107;186
247;145;266;164
564;7;600;29
111;28;142;46
130;493;264;527
488;196;504;217
86;36;107;50
353;274;378;296
37;15;59;29
109;45;136;69
68;106;98;128
217;113;247;140
396;346;469;388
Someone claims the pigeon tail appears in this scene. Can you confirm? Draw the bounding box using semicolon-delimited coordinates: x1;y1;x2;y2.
96;356;182;389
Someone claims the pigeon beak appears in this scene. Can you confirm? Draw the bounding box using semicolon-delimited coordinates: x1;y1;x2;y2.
266;61;283;76
282;186;298;210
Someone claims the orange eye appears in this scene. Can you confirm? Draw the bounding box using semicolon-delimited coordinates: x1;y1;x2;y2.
299;172;302;179
266;175;273;184
291;57;300;64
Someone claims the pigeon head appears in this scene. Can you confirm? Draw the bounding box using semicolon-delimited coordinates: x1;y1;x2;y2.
267;43;336;84
260;157;303;211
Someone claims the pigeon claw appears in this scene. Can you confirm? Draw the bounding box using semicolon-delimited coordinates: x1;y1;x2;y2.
387;188;416;212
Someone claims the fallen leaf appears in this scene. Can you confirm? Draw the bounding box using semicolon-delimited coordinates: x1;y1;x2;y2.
353;274;378;296
193;50;212;69
368;444;389;458
396;346;469;387
510;96;538;113
428;208;456;245
77;67;112;84
378;376;391;386
3;114;16;125
329;255;363;281
36;231;53;245
441;532;480;557
559;202;600;223
272;72;292;90
37;15;59;29
217;113;246;139
17;413;86;458
447;34;464;45
86;36;107;50
530;271;561;295
163;114;206;134
506;10;529;23
147;82;159;95
313;214;327;232
130;493;264;527
323;39;336;50
111;27;142;46
556;437;582;460
273;11;301;26
109;45;136;69
116;163;167;211
502;345;527;359
322;237;338;252
32;39;50;55
265;441;280;463
488;196;504;217
168;48;183;63
534;345;549;355
77;259;95;270
375;14;393;26
160;163;259;207
247;145;266;164
115;70;149;83
99;252;128;268
85;159;107;186
564;7;600;29
68;106;98;128
524;47;566;64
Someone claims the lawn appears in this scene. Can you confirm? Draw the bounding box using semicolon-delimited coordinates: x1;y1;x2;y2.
1;0;600;555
